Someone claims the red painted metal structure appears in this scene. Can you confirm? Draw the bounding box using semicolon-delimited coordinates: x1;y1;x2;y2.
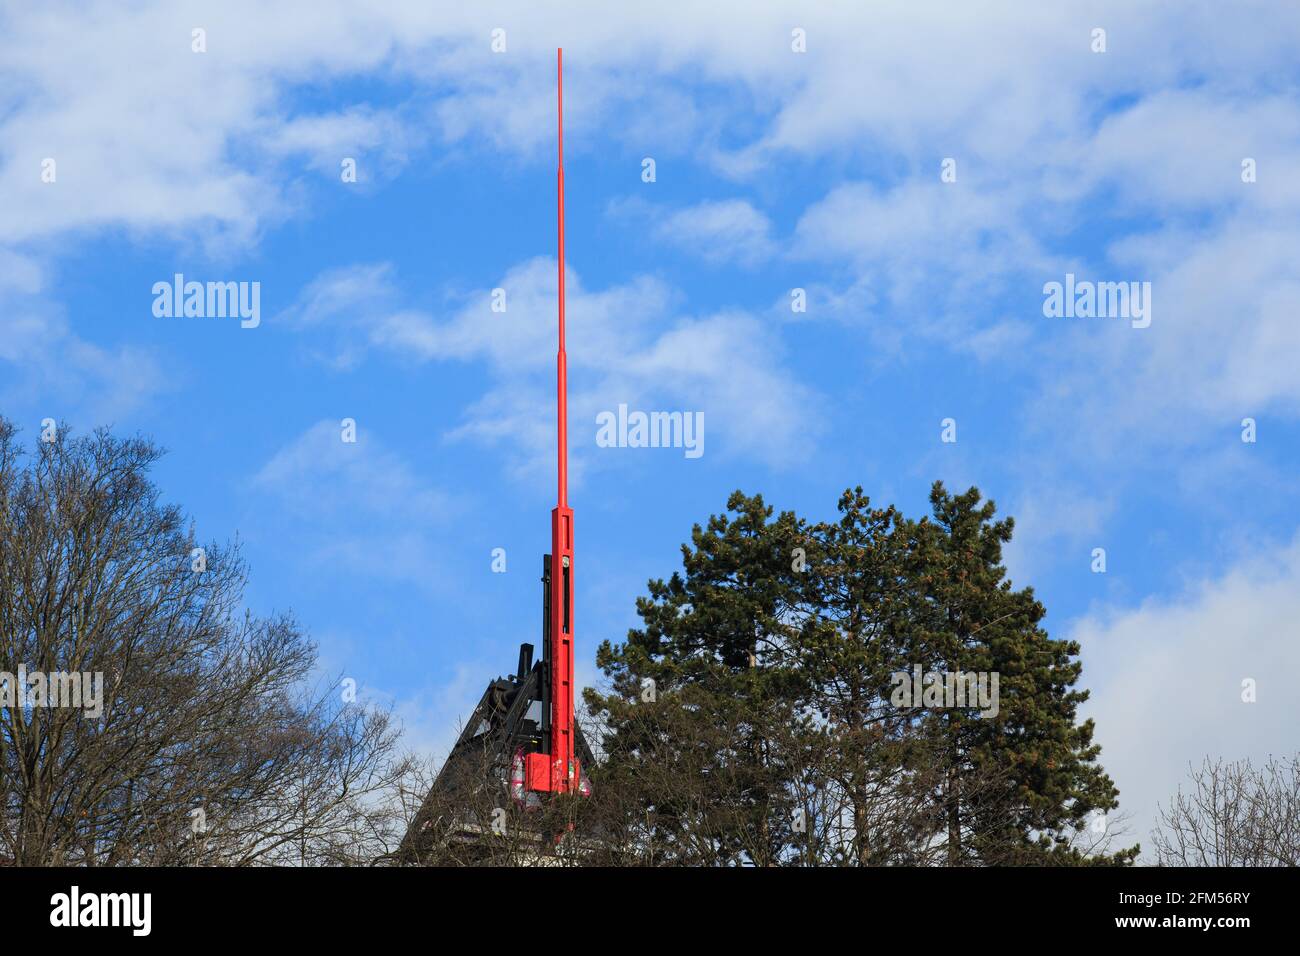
524;48;579;796
394;51;587;859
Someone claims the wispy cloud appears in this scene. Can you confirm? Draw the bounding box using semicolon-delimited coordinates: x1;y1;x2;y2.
255;418;449;521
0;254;164;419
610;196;776;267
281;257;822;476
252;419;455;589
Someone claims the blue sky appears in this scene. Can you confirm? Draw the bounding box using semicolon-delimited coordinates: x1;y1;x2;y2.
2;2;1299;856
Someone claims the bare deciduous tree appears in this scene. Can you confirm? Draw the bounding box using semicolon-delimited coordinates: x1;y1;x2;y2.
1153;755;1300;867
0;420;408;865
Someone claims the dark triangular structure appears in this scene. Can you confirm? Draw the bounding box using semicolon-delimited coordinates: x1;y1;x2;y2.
395;587;596;864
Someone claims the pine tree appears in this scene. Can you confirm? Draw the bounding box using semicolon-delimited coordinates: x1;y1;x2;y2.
589;492;807;865
902;482;1136;864
588;484;1137;865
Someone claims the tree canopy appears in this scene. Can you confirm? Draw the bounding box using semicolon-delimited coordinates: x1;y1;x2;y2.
0;419;409;865
586;484;1138;865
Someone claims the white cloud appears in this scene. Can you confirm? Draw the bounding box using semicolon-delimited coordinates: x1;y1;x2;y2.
1077;89;1300;213
273;262;407;368
0;250;44;296
5;1;1299;449
252;419;455;589
0;3;428;248
611;197;776;267
282;257;821;477
5;2;1293;245
1069;534;1300;859
255;418;449;521
249;108;418;195
1030;215;1300;457
1001;485;1116;585
0;256;164;419
373;257;667;373
792;178;1059;359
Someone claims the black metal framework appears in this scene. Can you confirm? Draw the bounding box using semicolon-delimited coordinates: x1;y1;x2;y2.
394;555;595;863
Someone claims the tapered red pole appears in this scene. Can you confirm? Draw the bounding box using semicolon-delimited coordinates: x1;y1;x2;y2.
557;48;568;510
549;47;576;792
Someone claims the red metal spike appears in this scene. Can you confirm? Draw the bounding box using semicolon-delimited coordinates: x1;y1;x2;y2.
549;48;576;793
